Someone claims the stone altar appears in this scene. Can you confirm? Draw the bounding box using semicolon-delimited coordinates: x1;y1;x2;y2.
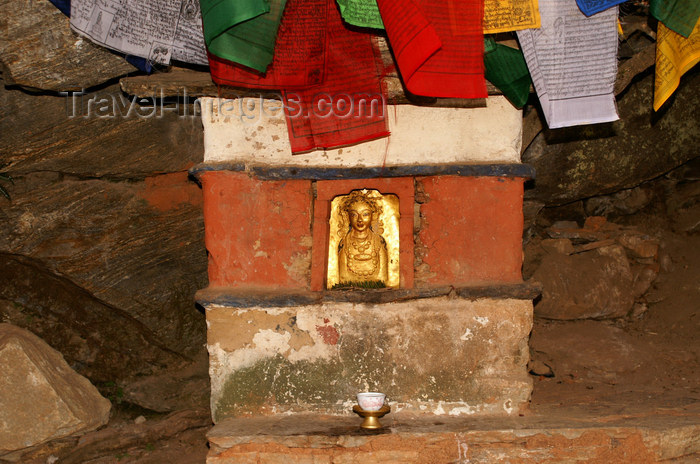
192;95;537;422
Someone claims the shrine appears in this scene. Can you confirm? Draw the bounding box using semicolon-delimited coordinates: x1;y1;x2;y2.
191;94;539;460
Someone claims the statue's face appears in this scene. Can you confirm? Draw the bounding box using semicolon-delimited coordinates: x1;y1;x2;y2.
348;201;372;232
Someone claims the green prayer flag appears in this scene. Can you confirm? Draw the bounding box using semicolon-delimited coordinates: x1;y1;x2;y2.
336;0;384;29
484;37;532;109
651;0;700;38
200;0;286;73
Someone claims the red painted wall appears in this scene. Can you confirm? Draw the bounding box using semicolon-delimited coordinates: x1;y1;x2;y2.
200;172;524;291
200;171;313;289
417;176;524;286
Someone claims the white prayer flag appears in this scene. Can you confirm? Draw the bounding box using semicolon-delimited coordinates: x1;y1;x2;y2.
70;0;208;66
517;0;619;128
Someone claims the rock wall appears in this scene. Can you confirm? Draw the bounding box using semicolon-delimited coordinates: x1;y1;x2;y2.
0;82;209;409
523;68;700;206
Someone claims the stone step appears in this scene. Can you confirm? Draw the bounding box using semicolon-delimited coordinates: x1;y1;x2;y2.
207;404;700;463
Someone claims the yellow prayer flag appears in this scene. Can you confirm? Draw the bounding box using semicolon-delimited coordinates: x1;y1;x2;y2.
654;18;700;111
484;0;541;34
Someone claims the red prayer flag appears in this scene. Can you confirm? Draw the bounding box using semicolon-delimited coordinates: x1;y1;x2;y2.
207;0;389;154
377;0;486;98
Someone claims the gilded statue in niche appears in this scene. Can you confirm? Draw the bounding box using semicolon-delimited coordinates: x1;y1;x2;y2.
327;189;400;289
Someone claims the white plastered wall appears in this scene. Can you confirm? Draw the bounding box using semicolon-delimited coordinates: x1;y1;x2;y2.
199;96;522;167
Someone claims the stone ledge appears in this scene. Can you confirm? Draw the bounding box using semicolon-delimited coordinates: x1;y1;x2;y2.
207;405;700;463
189;162;535;181
196;282;542;308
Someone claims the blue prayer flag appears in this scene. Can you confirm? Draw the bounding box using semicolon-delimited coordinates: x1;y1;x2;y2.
576;0;626;16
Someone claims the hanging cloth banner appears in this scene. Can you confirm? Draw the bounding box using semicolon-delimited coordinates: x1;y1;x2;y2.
517;0;619;128
483;0;541;33
651;0;700;38
483;38;532;108
336;0;384;29
375;0;486;98
282;5;389;153
208;0;389;154
575;0;626;17
654;18;700;110
338;0;540;34
49;0;71;15
208;0;328;90
49;0;152;72
69;0;208;66
199;0;287;73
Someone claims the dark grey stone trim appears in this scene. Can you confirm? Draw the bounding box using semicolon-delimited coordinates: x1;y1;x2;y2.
195;282;541;308
189;162;535;181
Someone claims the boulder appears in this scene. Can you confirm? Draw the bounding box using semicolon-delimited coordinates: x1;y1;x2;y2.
0;82;204;179
0;324;111;460
0;253;187;383
533;245;634;320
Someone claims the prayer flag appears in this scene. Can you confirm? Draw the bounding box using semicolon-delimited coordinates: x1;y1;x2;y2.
49;0;71;15
654;17;700;110
651;0;700;38
576;0;626;17
48;0;152;73
483;0;541;33
208;0;389;154
517;0;619;128
69;0;208;66
336;0;384;29
484;38;532;108
199;0;287;73
376;0;486;98
338;0;542;34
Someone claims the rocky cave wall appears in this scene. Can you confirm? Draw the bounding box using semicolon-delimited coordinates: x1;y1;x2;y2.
1;0;699;413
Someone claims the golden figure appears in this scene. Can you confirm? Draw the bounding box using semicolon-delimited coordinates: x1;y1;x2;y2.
337;191;388;285
326;189;400;289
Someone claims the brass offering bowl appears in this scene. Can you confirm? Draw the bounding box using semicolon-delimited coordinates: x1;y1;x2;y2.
352;404;391;429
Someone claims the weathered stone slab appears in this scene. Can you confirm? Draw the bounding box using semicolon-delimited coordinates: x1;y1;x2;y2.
0;324;111;459
205;297;533;421
0;253;186;384
195;283;542;308
206;407;700;463
0;83;204;178
0;0;136;91
0;172;207;360
190;162;536;181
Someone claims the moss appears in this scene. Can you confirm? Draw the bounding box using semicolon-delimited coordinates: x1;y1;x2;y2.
215;336;404;419
214;309;513;419
216;355;346;419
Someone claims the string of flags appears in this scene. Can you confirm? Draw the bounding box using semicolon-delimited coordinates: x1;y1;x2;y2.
51;0;700;154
